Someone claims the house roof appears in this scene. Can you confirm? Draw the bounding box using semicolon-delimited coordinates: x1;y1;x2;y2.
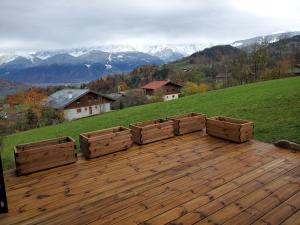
45;88;114;109
106;92;126;101
141;80;182;90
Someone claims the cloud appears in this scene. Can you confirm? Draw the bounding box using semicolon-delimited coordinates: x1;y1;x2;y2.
0;0;299;52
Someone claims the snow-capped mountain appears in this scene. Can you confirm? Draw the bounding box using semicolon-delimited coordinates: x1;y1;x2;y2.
0;43;208;66
231;31;300;49
0;51;164;84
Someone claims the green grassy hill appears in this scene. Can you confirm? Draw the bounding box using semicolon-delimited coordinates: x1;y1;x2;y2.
2;77;300;170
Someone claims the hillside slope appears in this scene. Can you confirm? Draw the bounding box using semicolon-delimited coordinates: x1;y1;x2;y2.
0;78;28;99
2;77;300;169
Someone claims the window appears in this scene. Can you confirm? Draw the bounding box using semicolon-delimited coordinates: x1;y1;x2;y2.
166;96;169;99
76;99;81;104
77;108;81;113
172;95;175;98
95;105;98;109
85;107;87;111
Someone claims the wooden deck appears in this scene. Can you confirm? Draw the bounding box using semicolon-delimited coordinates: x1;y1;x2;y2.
1;131;300;225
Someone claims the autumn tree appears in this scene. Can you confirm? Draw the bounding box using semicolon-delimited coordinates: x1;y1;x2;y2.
5;92;25;106
118;82;128;92
199;83;208;93
181;82;200;96
25;108;39;129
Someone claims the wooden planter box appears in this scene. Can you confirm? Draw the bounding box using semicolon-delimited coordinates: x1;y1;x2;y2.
130;119;175;145
80;126;133;159
14;137;77;176
206;116;254;143
169;112;206;135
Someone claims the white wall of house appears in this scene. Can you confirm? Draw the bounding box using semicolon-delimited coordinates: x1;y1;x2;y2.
63;103;111;121
163;93;179;101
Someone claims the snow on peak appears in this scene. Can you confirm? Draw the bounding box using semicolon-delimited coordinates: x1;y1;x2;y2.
105;64;112;69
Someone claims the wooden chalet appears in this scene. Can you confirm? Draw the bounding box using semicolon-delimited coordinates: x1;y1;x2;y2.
46;89;114;121
141;80;182;101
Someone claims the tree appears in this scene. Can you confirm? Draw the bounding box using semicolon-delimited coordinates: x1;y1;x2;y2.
118;82;128;92
149;89;164;103
181;82;200;96
199;83;208;93
250;42;269;81
40;107;64;125
25;108;39;129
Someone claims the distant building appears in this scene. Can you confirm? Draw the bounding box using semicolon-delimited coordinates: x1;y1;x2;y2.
141;80;182;101
45;89;114;121
216;73;231;83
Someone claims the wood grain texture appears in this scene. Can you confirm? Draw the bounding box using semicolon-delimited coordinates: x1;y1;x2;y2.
14;137;77;176
1;131;299;225
130;119;175;145
206;116;254;143
80;126;133;159
169;112;206;135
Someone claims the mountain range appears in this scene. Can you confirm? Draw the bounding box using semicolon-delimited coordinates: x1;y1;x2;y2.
0;31;299;85
0;51;164;84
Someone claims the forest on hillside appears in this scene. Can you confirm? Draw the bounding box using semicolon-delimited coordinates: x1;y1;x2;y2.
86;35;300;93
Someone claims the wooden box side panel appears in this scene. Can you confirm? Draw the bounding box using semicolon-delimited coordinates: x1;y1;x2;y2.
15;145;77;176
15;137;71;153
88;136;133;158
177;115;206;135
130;119;175;144
130;128;142;145
140;124;175;144
132;119;167;127
80;135;90;159
88;131;131;147
218;116;251;125
86;132;133;158
206;117;254;143
240;122;254;142
80;126;129;139
206;118;241;142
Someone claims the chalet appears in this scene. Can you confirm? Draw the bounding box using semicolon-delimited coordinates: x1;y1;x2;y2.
141;80;182;101
45;89;114;121
216;73;231;83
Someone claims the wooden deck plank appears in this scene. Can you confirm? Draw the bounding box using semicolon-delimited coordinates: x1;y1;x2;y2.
146;159;299;225
0;131;299;225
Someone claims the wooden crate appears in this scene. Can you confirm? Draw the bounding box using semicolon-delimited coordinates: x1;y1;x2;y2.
169;112;206;135
206;116;254;143
80;126;133;159
130;119;175;145
14;137;77;176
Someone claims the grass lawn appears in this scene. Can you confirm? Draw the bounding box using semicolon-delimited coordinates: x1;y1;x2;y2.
2;77;300;170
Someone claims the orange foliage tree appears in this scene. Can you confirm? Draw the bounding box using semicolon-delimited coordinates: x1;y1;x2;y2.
5;88;47;117
118;82;128;92
199;83;208;93
5;92;25;106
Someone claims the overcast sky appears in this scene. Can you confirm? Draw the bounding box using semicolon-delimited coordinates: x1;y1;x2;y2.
0;0;299;52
